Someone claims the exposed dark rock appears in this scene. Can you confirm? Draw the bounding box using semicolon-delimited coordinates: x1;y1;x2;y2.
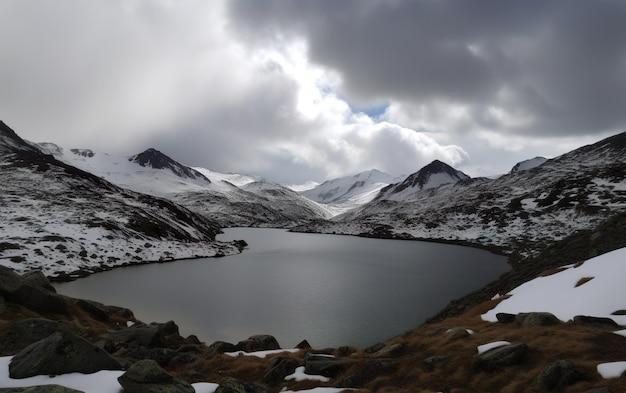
206;341;238;358
117;359;194;393
304;353;354;378
496;312;516;323
101;321;183;350
479;343;528;369
515;312;561;327
371;343;404;358
424;355;451;368
611;310;626;316
0;318;73;355
115;346;177;367
264;357;299;386
0;266;69;315
581;388;612;393
74;299;110;321
214;377;270;393
9;331;122;378
364;342;385;354
295;339;311;349
0;385;84;393
536;360;583;390
22;270;56;292
0;296;6;315
572;315;619;328
235;335;280;352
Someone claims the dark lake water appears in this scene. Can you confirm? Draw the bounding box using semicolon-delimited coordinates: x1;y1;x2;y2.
55;228;508;348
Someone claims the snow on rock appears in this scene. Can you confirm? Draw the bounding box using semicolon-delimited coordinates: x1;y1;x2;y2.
482;247;626;325
477;341;511;355
284;366;330;382
224;349;300;358
510;157;548;173
597;361;626;379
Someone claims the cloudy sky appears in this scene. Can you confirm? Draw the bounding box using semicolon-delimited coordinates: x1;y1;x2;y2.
1;0;625;183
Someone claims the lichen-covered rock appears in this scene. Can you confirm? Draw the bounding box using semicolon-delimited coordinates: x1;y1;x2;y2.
536;360;583;390
371;343;404;358
572;315;619;328
0;266;68;315
515;312;561;327
264;357;299;386
479;343;528;369
9;331;122;378
304;353;354;378
0;318;70;356
214;377;270;393
496;312;516;323
235;335;280;352
117;359;194;393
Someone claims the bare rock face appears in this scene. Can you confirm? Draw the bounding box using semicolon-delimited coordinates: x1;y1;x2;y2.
9;331;122;379
117;359;194;393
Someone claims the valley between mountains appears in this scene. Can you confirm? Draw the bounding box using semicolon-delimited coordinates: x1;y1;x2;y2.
1;120;626;392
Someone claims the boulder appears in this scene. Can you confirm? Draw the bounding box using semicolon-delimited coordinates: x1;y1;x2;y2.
74;299;110;321
479;343;528;369
424;355;450;368
0;266;68;315
572;315;619;328
206;341;238;358
295;339;311;349
214;377;270;393
515;312;561;327
0;385;84;393
536;360;583;390
0;296;6;315
0;318;71;356
496;312;516;323
22;270;56;292
115;346;178;367
445;327;471;340
364;342;385;354
9;331;122;378
102;321;183;350
264;357;299;386
117;359;194;393
304;353;354;378
235;335;280;352
371;343;404;358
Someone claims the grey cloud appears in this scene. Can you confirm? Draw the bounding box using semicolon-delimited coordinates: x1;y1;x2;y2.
227;0;626;137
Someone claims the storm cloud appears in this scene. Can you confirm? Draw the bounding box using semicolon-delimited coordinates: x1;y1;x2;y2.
1;0;624;182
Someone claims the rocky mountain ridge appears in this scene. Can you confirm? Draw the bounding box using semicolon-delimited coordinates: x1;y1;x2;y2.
0;121;244;279
293;131;626;258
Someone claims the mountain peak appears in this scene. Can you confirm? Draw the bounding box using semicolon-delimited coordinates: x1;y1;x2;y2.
511;157;547;173
129;148;210;183
386;160;469;195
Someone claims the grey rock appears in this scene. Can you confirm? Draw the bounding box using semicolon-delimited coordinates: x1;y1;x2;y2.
445;327;471;340
206;341;238;358
117;359;194;393
334;358;397;388
0;385;84;393
479;343;528;369
22;270;55;292
102;321;182;350
295;339;311;349
214;377;270;393
364;342;385;353
424;355;450;368
572;315;619;328
515;312;561;327
304;353;354;378
0;318;68;356
235;334;280;352
74;298;110;321
9;331;122;378
0;296;6;315
371;343;404;358
0;266;69;315
537;360;583;390
496;312;516;323
264;357;299;386
115;346;177;367
611;310;626;315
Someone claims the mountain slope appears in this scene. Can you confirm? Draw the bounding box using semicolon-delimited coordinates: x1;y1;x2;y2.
44;143;330;227
294;132;626;258
0;122;242;279
510;156;547;173
302;169;395;204
380;160;469;199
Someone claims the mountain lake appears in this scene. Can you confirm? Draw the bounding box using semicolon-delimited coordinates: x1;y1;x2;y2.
55;228;508;348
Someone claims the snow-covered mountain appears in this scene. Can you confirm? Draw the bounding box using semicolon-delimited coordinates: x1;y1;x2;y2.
302;169;395;204
294;132;626;258
0;121;243;279
42;142;330;228
510;156;547;173
379;160;469;200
